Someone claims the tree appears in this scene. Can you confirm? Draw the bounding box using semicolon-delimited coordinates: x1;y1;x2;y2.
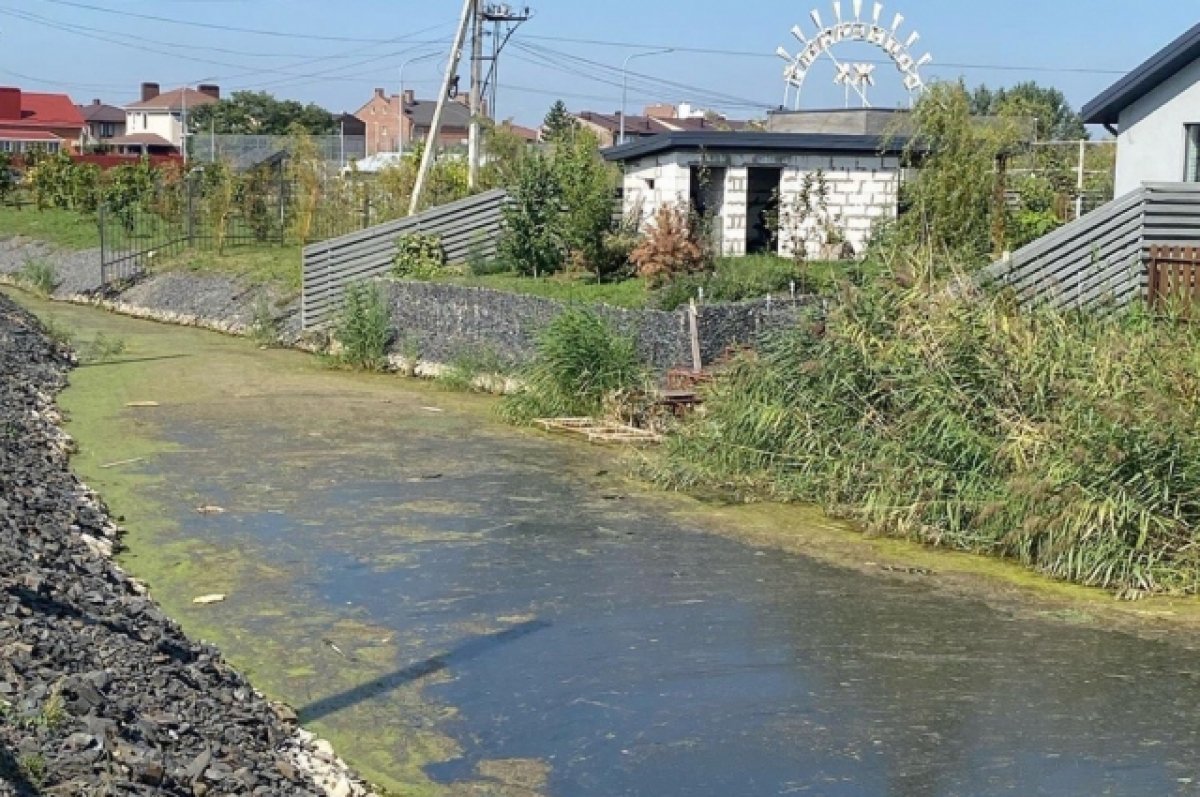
970;81;1086;141
542;100;579;144
189;91;337;136
499;153;565;277
550;128;622;277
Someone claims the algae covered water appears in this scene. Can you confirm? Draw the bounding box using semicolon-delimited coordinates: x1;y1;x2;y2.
17;291;1200;797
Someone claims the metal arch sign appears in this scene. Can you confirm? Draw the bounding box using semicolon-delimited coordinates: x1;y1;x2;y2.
776;0;933;108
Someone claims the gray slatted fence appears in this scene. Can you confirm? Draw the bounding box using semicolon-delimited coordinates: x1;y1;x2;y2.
981;183;1200;310
302;189;508;329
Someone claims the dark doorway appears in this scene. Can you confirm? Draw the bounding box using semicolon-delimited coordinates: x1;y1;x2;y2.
747;167;782;255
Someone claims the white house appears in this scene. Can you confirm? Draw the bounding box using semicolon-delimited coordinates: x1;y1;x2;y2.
602;119;909;260
110;82;220;155
1083;23;1200;196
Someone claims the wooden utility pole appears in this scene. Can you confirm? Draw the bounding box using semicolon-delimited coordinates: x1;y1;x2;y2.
409;0;474;216
468;1;484;191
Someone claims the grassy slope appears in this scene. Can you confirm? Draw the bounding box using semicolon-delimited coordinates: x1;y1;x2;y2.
0;205;100;249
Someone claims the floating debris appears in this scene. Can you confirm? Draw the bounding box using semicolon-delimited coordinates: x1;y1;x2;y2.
534;418;662;446
99;457;145;469
125;401;160;408
192;594;226;605
195;505;226;515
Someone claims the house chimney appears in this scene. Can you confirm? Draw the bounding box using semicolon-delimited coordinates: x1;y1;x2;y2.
141;82;160;102
374;87;386;99
403;89;415;107
92;99;102;106
198;84;220;100
0;88;20;121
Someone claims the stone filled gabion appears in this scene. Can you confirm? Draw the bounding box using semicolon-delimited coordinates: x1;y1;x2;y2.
0;294;372;797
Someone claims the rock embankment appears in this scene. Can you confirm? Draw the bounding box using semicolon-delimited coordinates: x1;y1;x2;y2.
0;294;367;796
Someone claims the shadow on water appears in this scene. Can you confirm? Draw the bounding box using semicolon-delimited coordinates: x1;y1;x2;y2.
297;619;551;724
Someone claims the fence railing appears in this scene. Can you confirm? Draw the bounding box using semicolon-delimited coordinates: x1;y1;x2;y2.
980;182;1200;310
301;189;508;329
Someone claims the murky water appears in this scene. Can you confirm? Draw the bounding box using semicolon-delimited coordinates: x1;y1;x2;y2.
16;293;1200;796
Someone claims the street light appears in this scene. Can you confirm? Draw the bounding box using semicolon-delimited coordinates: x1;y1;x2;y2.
399;52;443;156
620;48;673;145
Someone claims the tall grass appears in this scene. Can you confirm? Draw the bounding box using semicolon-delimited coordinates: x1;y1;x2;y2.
334;282;391;371
656;255;1200;598
17;258;56;296
500;307;646;423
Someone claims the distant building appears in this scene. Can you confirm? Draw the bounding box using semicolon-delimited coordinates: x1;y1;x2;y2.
572;103;750;148
109;82;220;155
603;111;910;259
78;99;126;149
354;89;481;156
0;87;85;155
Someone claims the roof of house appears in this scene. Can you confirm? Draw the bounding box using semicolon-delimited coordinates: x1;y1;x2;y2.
405;99;471;130
0;129;62;141
602;131;911;162
106;132;176;148
126;87;219;112
1082;22;1200;125
2;91;85;129
576;111;749;137
500;121;539;142
79;101;126;123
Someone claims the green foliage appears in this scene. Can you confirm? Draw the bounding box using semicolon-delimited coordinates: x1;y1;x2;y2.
334;281;391;371
17;258;56;296
467;233;506;276
500;307;646;423
103;160;156;232
895;82;1026;264
29;152;78;210
248;294;281;347
656;255;814;310
18;754;46;786
199;161;237;253
439;347;509;392
541;100;579;144
78;332;128;364
971;81;1086;141
188;90;337;136
435;272;650;308
481;121;530;189
551;128;623;278
499;153;565;277
0;151;14;204
657;256;1200;598
392;233;446;279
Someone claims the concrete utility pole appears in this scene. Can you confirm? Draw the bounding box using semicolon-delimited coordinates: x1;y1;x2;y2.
468;1;484;190
409;0;474;216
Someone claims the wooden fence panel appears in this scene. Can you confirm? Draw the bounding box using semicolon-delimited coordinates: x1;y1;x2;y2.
1148;245;1200;308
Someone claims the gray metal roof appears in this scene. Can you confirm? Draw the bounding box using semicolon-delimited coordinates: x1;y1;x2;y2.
406;99;471;130
1082;22;1200;126
601;131;910;162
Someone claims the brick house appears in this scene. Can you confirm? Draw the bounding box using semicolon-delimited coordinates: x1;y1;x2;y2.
0;87;85;155
354;89;478;155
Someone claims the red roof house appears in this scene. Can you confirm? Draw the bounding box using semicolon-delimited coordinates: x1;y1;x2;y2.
0;87;86;154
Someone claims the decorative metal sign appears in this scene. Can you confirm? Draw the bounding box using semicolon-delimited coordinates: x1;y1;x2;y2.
776;0;933;108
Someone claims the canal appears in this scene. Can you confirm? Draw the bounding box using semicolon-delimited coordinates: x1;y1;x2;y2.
15;291;1200;797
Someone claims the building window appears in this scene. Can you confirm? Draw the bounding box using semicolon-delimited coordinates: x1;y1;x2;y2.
1187;125;1200;182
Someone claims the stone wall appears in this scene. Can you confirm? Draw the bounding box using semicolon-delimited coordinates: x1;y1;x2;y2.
379;280;812;372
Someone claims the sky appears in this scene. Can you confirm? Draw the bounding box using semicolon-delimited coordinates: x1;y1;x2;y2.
0;0;1196;129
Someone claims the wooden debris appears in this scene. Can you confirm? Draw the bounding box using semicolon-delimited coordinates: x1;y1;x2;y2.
195;505;226;515
125;401;160;408
99;457;145;469
191;594;226;605
534;418;662;446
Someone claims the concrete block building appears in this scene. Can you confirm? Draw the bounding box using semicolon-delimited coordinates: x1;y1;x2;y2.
603;123;909;259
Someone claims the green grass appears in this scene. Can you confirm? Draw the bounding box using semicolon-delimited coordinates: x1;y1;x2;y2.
0;204;100;249
154;244;303;291
433;272;651;309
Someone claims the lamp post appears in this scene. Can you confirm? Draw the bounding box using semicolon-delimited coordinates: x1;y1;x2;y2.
620;47;673;145
399;52;442;156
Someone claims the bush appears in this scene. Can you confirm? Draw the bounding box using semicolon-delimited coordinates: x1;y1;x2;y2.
655;255;814;310
17;259;56;296
657;257;1200;598
630;203;709;287
334;281;391;371
499;153;565;277
500;307;646;423
393;233;445;279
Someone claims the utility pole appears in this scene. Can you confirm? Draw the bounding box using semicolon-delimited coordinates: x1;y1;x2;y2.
409;0;474;216
480;5;533;130
468;1;484;190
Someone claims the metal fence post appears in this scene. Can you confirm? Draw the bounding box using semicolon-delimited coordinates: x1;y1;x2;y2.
98;203;108;286
186;175;196;249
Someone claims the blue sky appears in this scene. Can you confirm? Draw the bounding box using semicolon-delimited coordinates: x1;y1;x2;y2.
0;0;1195;128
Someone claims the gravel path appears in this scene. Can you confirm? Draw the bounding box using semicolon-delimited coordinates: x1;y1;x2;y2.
0;294;368;797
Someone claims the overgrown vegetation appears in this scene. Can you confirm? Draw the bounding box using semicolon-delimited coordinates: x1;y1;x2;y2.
630;203;710;287
392;233;446;280
333;281;391;371
500;307;646;423
77;332;128;364
16;258;56;296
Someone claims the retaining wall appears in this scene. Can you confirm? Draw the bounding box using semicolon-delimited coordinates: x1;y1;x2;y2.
380;280;813;371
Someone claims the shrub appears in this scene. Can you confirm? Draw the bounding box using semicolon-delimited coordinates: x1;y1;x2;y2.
248;294;280;347
17;259;56;296
499;153;565;277
334;281;391;371
0;152;14;205
78;332;127;363
657;256;1200;598
630;203;709;287
393;233;446;280
500;307;646;423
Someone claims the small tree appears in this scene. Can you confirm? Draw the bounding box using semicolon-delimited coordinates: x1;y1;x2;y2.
287;124;324;242
542;100;579;144
550;128;621;278
629;203;708;287
499;153;565;277
0;152;14;205
200;161;236;253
